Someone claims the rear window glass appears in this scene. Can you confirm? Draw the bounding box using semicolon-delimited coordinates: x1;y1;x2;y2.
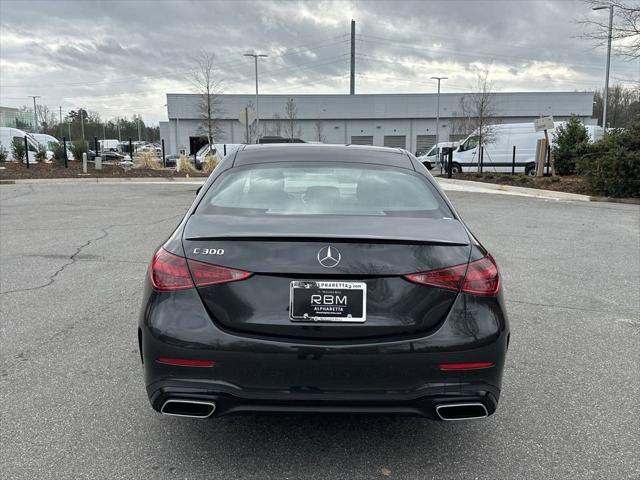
197;164;452;218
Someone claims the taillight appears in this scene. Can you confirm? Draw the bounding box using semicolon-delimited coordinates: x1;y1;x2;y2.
187;258;252;287
150;248;252;291
404;254;500;296
150;249;194;291
461;255;500;296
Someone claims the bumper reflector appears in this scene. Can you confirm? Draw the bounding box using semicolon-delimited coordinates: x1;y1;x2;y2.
156;357;215;367
439;362;494;371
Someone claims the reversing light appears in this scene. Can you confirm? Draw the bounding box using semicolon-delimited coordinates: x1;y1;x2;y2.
439;362;494;371
156;357;216;367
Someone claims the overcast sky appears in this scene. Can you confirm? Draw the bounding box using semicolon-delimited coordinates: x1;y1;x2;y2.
1;0;638;124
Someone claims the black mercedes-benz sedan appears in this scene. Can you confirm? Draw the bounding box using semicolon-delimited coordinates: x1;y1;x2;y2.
138;144;509;421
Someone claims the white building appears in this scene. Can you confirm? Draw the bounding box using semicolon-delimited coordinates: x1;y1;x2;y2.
161;92;595;156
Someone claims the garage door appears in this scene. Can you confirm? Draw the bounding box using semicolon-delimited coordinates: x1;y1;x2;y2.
350;136;373;145
415;135;437;156
449;134;468;143
383;135;406;149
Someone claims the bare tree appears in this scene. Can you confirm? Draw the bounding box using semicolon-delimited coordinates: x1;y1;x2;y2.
284;98;298;140
459;69;499;164
578;1;640;59
36;105;56;132
593;83;640;127
314;121;326;142
190;51;224;147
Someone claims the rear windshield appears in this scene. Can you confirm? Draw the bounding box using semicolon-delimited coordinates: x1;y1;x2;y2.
197;164;452;218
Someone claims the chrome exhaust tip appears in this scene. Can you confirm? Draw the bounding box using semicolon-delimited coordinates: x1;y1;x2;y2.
160;399;216;418
435;402;488;421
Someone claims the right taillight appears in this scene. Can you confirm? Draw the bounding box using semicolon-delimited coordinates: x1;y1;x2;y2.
149;248;252;291
404;254;500;296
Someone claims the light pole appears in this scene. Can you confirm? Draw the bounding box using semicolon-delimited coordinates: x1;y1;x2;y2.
430;77;447;153
244;52;268;143
58;106;63;139
29;95;40;132
593;4;614;132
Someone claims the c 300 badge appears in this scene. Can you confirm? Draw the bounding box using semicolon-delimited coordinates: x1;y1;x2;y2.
193;248;224;255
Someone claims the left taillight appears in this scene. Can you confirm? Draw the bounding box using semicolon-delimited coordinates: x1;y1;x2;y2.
150;248;252;291
150;248;194;291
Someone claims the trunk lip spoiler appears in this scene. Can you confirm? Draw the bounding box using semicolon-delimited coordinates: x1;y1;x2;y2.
183;235;469;246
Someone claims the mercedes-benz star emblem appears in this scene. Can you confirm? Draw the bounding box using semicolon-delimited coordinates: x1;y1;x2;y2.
317;246;341;268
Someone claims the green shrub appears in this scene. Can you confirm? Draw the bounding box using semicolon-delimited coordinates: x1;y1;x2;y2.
11;137;25;162
51;142;66;165
578;118;640;198
35;146;47;162
70;140;88;162
0;145;7;162
552;116;590;175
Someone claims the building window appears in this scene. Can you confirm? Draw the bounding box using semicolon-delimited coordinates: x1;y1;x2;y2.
350;135;373;145
384;135;406;149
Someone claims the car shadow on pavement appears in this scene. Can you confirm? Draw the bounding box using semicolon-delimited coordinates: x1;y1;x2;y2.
145;413;493;476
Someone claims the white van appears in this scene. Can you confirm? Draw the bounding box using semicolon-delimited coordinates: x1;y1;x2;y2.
417;142;459;170
0;127;41;163
31;133;75;161
99;139;120;152
452;122;603;175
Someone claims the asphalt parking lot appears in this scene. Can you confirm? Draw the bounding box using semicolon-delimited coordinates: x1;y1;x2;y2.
1;182;638;480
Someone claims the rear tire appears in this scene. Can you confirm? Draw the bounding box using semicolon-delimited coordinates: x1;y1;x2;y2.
451;163;462;175
525;164;536;176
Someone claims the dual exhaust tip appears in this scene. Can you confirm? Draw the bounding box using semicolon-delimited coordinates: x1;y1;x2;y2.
160;399;216;418
159;399;488;421
435;402;488;421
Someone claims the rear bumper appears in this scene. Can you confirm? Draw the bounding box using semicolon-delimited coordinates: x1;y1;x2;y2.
139;286;509;419
148;379;499;419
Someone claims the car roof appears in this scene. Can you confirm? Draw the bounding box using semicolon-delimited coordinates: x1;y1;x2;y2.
232;144;414;170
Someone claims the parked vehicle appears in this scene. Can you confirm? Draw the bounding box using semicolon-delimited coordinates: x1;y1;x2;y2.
0;127;40;163
99;139;120;152
31;133;75;161
452;122;604;175
417;142;459;170
139;144;509;421
195;143;243;167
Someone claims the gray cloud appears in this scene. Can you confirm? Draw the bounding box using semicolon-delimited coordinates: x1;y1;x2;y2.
0;0;637;124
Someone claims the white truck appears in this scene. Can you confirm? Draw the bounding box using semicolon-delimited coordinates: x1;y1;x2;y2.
0;127;41;163
449;122;604;175
417;142;459;170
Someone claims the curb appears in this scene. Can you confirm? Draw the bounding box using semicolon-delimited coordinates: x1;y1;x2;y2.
436;177;593;202
0;177;206;185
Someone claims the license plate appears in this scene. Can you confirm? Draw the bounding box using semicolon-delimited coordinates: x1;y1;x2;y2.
289;281;366;323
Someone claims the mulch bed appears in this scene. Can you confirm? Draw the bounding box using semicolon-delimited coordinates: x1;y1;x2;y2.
453;173;591;195
0;161;208;180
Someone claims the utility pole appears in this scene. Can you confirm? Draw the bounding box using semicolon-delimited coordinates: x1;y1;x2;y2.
244;52;268;143
350;20;356;95
592;5;614;132
29;95;40;132
79;108;85;141
136;116;141;141
58;106;63;139
117;117;121;142
430;77;447;152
